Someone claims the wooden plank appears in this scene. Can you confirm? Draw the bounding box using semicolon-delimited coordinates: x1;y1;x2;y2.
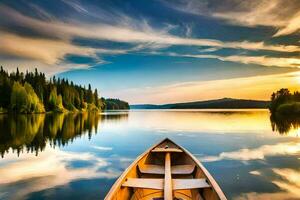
139;164;195;175
106;138;227;200
172;164;195;174
122;178;163;189
164;152;172;200
105;139;165;200
105;138;176;200
173;179;211;190
138;164;164;174
151;147;183;153
178;143;228;200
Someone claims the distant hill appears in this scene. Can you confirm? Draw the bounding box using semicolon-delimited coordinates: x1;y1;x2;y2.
130;98;270;109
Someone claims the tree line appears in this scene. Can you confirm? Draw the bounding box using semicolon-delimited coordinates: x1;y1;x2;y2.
0;113;99;157
0;67;129;113
0;112;128;157
269;88;300;115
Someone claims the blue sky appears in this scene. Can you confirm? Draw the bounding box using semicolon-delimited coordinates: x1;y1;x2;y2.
0;0;300;103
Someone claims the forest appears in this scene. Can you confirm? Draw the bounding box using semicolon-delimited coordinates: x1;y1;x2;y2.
269;88;300;115
0;67;129;113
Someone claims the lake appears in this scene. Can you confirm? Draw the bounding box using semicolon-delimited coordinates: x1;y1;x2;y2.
0;109;299;200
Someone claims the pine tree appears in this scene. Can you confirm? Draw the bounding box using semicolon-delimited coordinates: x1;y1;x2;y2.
0;68;129;112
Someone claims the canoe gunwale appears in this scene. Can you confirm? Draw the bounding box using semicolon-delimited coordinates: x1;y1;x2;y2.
104;139;164;200
178;144;227;200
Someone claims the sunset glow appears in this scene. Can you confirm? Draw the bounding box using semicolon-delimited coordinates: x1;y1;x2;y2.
0;0;299;103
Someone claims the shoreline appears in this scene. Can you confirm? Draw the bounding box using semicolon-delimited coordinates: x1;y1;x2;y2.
0;109;130;115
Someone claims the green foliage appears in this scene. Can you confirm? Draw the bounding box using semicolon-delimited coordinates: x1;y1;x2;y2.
0;67;129;113
0;67;11;108
277;102;300;115
24;83;45;113
94;89;99;107
104;98;130;110
10;82;45;113
86;84;94;104
97;98;105;110
48;87;64;112
10;82;29;113
0;107;7;113
270;88;300;115
87;103;100;112
269;88;291;112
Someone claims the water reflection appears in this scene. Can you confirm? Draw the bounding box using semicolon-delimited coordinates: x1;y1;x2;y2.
237;167;300;199
1;109;300;200
201;141;300;162
101;111;129;122
0;112;128;157
270;113;300;135
128;109;271;133
0;146;120;200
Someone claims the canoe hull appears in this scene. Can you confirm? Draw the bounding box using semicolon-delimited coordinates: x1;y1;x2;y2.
105;138;227;200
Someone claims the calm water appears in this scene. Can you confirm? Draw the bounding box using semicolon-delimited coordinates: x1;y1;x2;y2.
0;109;300;200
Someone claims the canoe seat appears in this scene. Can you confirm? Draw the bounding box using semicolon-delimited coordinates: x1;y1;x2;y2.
122;178;163;190
122;178;210;190
138;164;164;174
138;164;195;175
172;164;195;174
173;179;211;190
151;147;183;153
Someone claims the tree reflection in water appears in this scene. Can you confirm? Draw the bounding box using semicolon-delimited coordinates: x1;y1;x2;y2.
0;112;128;157
270;113;300;135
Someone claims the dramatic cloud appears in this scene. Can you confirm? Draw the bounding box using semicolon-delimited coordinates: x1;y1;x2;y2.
0;32;97;65
1;0;300;102
167;53;300;68
0;1;300;76
164;0;300;36
1;4;299;55
274;11;300;36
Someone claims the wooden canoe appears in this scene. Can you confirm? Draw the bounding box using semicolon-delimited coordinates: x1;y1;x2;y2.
105;138;227;200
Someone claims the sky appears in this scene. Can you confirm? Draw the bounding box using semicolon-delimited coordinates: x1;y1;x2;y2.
0;0;300;104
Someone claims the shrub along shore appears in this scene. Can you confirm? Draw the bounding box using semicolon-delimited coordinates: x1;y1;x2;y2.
0;67;129;114
269;88;300;115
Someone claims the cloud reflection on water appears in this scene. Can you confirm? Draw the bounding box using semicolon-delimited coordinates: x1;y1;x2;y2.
273;168;300;195
201;141;300;162
236;168;300;200
1;110;300;199
0;146;120;200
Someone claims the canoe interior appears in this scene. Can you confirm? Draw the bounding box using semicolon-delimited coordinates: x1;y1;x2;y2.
105;138;226;200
